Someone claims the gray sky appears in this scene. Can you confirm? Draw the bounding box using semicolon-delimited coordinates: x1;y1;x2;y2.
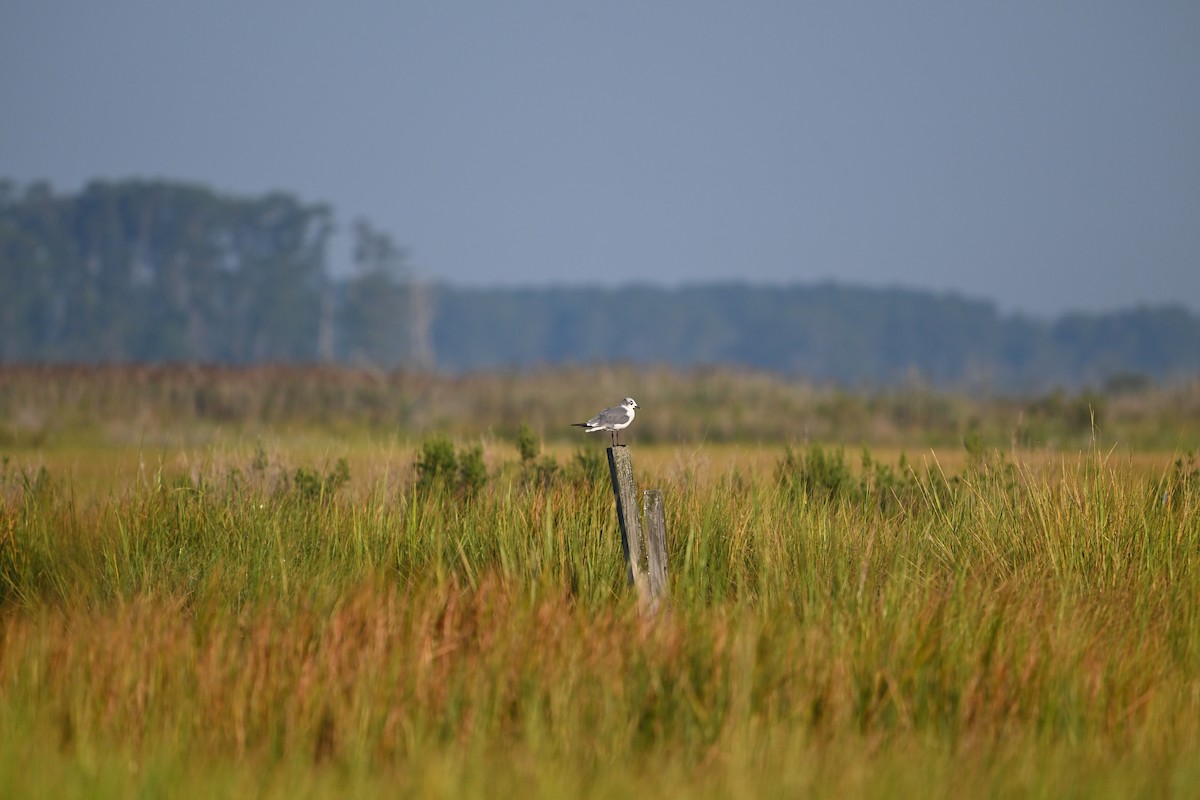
2;1;1198;316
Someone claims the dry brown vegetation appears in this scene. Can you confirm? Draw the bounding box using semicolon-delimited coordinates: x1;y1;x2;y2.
1;365;1198;797
3;363;1199;449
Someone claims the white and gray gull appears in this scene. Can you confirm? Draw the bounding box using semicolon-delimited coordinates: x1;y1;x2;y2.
571;397;640;446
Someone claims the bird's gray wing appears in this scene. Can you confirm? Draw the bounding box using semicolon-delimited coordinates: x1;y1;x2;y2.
590;405;630;427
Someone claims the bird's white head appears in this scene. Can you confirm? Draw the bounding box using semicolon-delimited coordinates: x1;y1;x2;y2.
623;397;639;409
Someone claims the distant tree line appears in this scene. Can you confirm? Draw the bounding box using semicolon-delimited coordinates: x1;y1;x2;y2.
432;284;1200;389
3;179;1199;389
0;179;426;367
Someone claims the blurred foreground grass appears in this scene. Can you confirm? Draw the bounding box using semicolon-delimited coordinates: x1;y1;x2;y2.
1;365;1199;797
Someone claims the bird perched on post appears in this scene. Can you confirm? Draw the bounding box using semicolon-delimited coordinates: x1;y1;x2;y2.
572;397;640;446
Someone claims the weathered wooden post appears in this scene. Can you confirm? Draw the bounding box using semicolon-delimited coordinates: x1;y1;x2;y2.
642;489;669;613
606;446;668;615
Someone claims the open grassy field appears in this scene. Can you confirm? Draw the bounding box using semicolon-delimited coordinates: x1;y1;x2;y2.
2;366;1199;797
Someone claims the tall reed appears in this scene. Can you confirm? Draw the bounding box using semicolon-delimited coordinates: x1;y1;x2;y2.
1;439;1197;797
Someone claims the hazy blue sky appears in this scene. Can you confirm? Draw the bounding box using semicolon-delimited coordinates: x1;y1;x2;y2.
3;2;1198;315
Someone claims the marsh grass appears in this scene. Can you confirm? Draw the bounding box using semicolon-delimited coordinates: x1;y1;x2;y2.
4;364;1200;451
2;417;1198;797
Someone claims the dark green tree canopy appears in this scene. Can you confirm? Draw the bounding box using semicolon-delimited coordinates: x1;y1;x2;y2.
0;179;415;367
3;178;1198;389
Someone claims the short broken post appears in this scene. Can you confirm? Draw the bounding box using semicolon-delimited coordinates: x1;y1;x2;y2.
606;446;668;615
642;489;669;614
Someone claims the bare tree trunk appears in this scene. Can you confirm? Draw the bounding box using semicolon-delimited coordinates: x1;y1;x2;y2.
317;280;335;362
408;280;435;369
